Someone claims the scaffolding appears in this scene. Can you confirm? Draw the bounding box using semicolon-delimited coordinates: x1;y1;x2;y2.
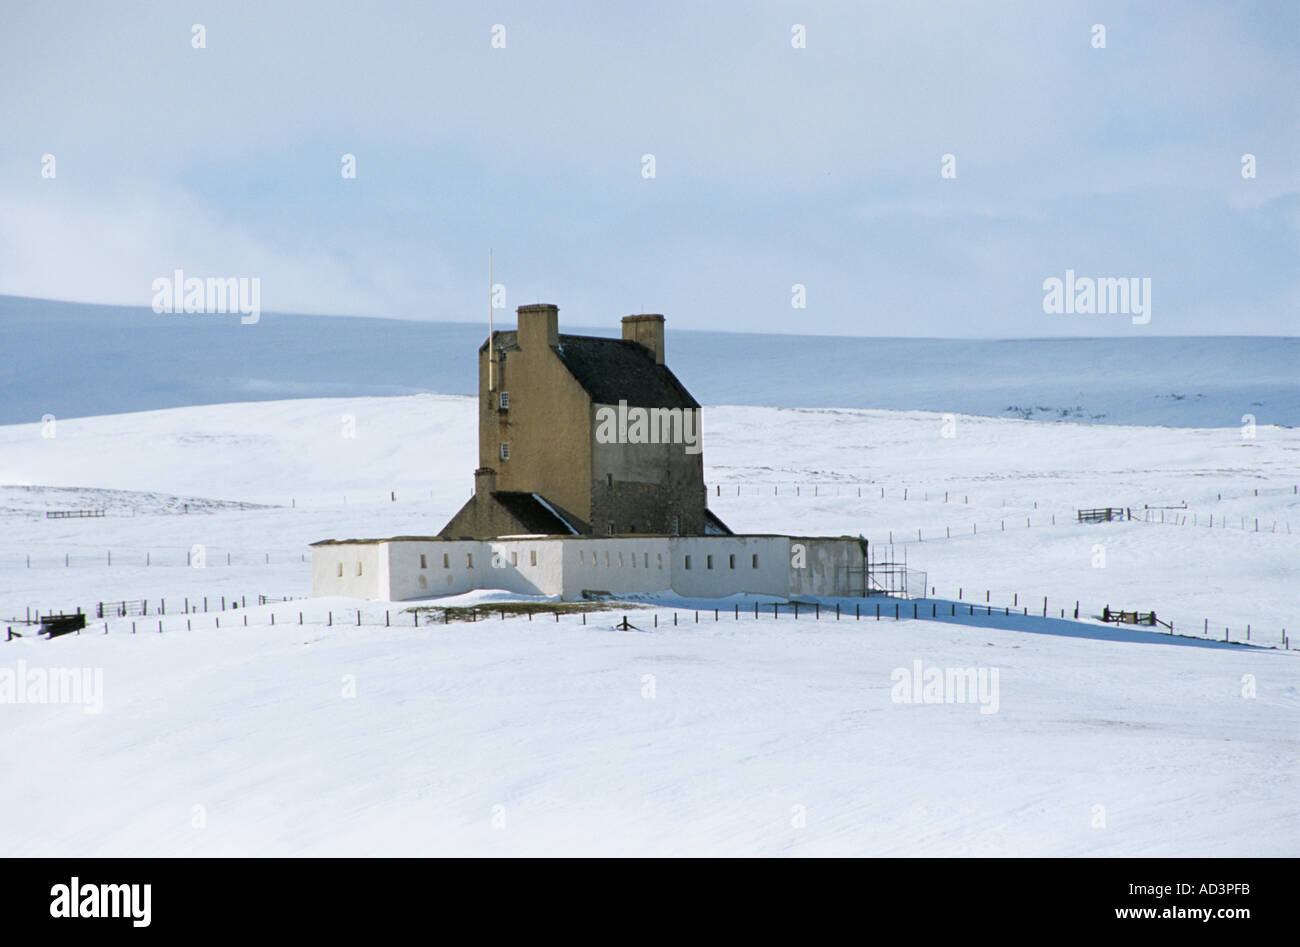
844;541;927;599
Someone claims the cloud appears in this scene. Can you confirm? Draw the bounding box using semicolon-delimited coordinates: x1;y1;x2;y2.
0;0;1295;335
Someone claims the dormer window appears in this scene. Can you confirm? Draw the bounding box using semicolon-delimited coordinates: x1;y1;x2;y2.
499;391;509;410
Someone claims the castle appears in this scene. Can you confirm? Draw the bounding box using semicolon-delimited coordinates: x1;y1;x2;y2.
439;304;730;539
311;304;861;602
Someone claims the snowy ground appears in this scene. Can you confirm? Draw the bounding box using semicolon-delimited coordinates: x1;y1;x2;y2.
0;394;1297;855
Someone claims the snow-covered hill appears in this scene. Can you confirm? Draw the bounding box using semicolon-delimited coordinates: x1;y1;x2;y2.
4;295;1298;427
0;395;1296;856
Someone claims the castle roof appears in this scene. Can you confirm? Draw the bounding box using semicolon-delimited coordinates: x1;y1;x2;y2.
483;330;699;410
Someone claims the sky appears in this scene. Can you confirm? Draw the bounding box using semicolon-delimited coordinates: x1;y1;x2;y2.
0;0;1296;337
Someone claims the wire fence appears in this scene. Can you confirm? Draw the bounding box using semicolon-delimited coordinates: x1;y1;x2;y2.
6;593;1291;652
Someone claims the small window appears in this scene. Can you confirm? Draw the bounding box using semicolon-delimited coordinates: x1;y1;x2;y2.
510;551;518;566
671;515;680;536
499;391;509;410
607;523;614;535
466;553;473;568
579;550;585;564
685;555;692;570
752;554;758;568
530;550;537;566
337;562;343;577
356;562;363;576
443;553;450;568
604;551;610;567
706;555;713;570
618;552;624;567
644;553;649;568
728;554;735;569
499;442;509;461
606;473;613;487
420;554;427;569
657;553;663;569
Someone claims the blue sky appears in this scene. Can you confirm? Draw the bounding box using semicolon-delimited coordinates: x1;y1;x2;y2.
1;0;1296;336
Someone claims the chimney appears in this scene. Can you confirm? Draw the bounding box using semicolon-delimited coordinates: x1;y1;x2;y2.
517;303;559;351
474;466;497;497
622;314;665;365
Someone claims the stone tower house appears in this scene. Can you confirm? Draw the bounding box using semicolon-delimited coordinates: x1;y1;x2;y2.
439;303;731;539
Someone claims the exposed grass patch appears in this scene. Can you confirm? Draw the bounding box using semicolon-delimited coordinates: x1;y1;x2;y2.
406;600;649;624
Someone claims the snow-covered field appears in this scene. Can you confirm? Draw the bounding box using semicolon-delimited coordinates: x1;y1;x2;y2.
1;394;1297;855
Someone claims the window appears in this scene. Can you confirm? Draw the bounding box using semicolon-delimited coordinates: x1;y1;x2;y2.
706;555;713;570
604;551;610;567
443;553;450;568
606;473;613;487
466;553;473;568
671;515;680;536
752;554;758;568
685;555;692;570
530;550;537;566
337;562;343;578
510;551;518;566
657;553;663;569
420;554;427;569
728;554;735;569
607;523;614;535
499;442;509;461
356;562;363;576
499;391;509;410
618;552;624;567
644;553;649;568
579;550;585;564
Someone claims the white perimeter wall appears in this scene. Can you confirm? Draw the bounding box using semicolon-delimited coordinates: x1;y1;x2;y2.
312;536;862;602
311;544;388;599
560;537;674;600
668;536;789;599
